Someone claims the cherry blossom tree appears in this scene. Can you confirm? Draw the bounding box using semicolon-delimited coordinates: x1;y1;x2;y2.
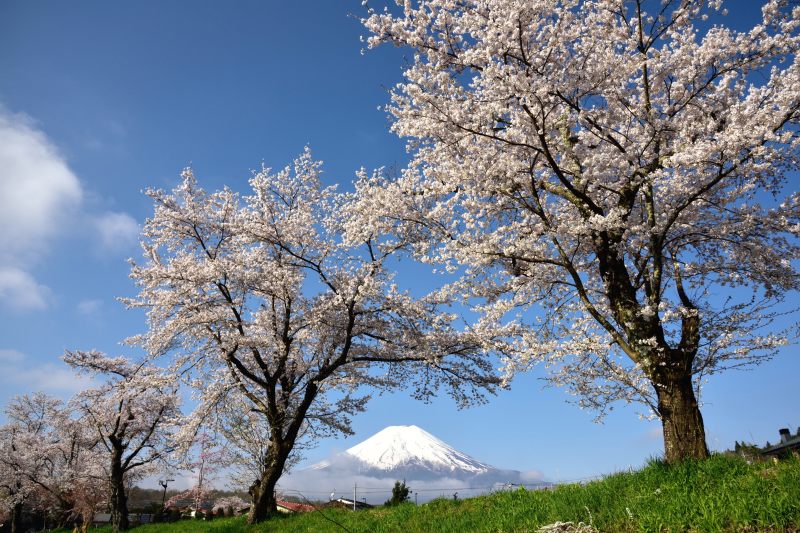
63;351;181;532
0;393;101;532
166;431;227;515
0;396;51;533
29;408;103;530
164;486;213;518
211;495;249;517
361;0;800;461
208;392;309;491
69;480;107;533
125;149;497;522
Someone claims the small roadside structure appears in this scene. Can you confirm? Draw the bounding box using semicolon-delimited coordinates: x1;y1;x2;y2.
276;500;316;514
762;428;800;458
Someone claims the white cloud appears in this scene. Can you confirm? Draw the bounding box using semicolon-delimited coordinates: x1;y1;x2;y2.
279;453;548;505
280;470;513;505
0;106;83;267
77;298;103;315
0;267;52;311
0;106;84;313
0;349;25;363
0;106;139;313
93;211;139;252
520;469;546;483
0;349;92;404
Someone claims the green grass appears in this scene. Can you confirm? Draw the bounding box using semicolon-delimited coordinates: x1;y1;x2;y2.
60;454;800;532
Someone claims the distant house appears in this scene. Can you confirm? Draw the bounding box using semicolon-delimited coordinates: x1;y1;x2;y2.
762;427;800;458
276;500;316;514
327;498;374;511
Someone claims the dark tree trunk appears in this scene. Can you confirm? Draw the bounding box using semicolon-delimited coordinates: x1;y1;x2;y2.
248;470;281;523
110;446;129;532
53;499;75;529
110;473;129;532
10;501;22;533
247;446;290;524
655;371;709;463
595;232;708;463
246;382;319;524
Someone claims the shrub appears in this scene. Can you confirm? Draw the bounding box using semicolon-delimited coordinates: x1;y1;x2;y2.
385;480;411;506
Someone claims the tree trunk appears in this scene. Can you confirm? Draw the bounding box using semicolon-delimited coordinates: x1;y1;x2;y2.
655;371;709;463
10;501;22;533
110;447;129;532
246;378;318;523
247;461;284;523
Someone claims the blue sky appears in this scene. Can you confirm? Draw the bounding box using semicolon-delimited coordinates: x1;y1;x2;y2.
0;0;797;484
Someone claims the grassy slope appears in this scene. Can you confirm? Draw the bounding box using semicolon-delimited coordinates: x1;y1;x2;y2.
68;455;800;532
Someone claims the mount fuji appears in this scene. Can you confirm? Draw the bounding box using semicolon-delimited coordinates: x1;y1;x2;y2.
311;425;503;480
280;425;548;502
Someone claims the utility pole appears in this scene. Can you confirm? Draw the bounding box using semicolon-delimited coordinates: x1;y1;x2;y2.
353;482;357;511
159;478;175;515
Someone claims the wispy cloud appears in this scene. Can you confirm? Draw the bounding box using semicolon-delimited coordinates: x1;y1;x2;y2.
82;119;128;155
280;469;530;505
0;106;83;267
77;298;104;315
0;106;83;312
0;349;92;405
0;349;25;363
0;105;141;313
93;211;140;253
0;267;52;311
279;453;547;505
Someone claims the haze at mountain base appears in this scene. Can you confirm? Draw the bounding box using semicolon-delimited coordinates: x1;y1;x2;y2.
278;425;548;504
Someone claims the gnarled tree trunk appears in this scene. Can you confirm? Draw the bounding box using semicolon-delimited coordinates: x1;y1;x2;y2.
248;470;281;523
600;236;709;463
109;445;129;532
654;370;709;462
247;441;292;524
246;382;320;524
10;501;22;533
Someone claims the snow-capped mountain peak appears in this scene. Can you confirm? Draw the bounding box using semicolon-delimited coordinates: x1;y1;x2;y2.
292;425;548;502
342;425;492;474
290;426;546;503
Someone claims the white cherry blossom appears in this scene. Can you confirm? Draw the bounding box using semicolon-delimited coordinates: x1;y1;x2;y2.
125;149;497;522
361;0;800;462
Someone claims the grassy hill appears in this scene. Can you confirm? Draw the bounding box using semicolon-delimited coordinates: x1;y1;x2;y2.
62;454;800;532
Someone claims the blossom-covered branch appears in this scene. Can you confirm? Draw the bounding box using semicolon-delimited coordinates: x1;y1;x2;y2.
360;0;800;461
64;350;181;532
125;149;498;522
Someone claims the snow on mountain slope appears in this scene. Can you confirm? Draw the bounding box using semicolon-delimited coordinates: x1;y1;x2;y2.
343;425;492;474
288;425;549;503
304;424;531;483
